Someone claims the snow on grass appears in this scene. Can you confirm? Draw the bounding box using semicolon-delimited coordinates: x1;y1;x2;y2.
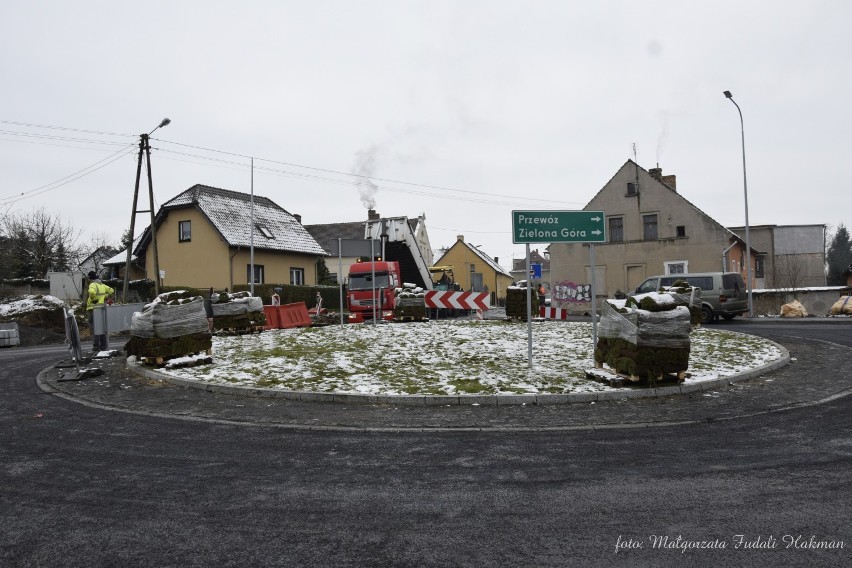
164;320;784;395
0;295;65;317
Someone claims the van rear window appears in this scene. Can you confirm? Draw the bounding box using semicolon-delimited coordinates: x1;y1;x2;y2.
722;274;744;290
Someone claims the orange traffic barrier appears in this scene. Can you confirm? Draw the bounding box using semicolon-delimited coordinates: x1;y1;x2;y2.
263;305;281;330
278;302;312;329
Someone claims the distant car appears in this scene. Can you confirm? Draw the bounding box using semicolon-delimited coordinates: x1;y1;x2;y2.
630;272;748;324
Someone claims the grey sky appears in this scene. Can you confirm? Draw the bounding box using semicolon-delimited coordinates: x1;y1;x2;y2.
2;1;849;270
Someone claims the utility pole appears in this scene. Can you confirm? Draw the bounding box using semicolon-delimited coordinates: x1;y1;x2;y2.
122;119;170;302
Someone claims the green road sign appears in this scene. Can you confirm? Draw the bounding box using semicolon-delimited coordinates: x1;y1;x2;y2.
512;210;606;243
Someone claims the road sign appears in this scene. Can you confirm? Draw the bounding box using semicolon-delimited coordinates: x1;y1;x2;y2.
425;291;490;310
512;210;606;243
529;263;542;279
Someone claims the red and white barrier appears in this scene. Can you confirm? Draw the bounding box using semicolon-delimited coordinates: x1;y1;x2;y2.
425;291;490;311
539;306;570;320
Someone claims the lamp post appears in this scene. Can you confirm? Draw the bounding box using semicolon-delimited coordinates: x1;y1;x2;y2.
723;91;753;317
123;118;171;302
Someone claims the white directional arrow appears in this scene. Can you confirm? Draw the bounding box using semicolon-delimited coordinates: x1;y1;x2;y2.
591;229;602;235
590;216;602;222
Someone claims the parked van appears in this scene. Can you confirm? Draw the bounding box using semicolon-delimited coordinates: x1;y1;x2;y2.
631;272;748;324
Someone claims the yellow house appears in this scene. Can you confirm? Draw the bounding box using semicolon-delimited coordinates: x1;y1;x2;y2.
126;184;327;290
434;235;514;305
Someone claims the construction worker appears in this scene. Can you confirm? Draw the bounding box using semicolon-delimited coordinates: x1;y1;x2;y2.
87;271;114;352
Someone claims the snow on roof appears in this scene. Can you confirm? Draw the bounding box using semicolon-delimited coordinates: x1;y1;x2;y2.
160;185;326;256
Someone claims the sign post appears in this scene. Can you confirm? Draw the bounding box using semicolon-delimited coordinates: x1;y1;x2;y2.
512;210;606;369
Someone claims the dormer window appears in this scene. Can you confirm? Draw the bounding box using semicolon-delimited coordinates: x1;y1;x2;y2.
257;225;274;239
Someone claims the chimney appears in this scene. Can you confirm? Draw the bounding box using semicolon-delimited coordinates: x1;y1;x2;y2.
293;213;302;224
367;209;379;221
457;235;464;242
494;257;499;265
662;174;677;190
649;166;662;182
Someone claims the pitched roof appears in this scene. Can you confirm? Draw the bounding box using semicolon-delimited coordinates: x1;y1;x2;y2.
437;240;512;277
149;184;326;256
303;221;366;254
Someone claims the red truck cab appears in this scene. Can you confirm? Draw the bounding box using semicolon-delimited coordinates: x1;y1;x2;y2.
347;261;401;323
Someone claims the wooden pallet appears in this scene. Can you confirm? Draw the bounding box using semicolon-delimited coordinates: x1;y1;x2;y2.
213;326;265;335
139;349;212;366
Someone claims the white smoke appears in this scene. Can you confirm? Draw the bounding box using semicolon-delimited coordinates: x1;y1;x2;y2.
656;111;669;165
352;145;380;210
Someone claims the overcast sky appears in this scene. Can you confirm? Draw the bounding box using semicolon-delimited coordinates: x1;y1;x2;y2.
2;1;849;271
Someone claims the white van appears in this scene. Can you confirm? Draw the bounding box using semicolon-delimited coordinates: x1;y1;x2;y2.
632;272;748;324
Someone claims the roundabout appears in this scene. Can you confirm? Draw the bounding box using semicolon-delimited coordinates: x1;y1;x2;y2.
126;320;788;405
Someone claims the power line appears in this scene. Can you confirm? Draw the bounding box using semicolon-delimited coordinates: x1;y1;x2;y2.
0;144;137;205
154;138;585;207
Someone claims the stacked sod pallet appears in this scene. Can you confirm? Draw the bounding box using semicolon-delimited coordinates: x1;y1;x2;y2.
125;290;212;362
594;293;692;385
656;279;703;325
394;283;427;321
505;286;539;320
210;291;266;332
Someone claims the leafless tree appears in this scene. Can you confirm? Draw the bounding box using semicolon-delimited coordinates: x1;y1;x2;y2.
774;254;808;302
0;207;83;278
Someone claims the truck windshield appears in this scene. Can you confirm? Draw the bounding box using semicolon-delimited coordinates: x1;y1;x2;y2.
349;273;390;291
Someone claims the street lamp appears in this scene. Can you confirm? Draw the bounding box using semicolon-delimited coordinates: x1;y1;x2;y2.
723;91;753;317
123;118;171;302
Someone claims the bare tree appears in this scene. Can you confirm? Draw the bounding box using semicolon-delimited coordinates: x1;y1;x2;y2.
0;207;83;278
774;254;808;303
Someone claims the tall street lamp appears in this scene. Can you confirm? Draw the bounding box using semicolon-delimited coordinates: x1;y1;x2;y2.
723;91;753;317
123;118;171;302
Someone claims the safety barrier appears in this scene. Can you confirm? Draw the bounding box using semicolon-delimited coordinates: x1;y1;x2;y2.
262;305;281;330
263;302;312;329
539;306;570;320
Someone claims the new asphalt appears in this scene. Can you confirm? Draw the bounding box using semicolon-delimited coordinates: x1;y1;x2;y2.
36;319;852;432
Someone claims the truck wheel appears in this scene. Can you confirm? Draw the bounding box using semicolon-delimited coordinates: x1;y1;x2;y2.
701;306;714;324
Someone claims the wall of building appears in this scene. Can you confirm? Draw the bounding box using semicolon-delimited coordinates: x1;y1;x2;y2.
147;208;318;290
549;162;754;299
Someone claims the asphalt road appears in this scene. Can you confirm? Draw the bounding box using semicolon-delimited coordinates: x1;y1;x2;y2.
2;321;851;567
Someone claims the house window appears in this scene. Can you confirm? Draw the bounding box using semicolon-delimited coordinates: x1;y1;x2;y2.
627;182;637;195
609;217;624;242
676;225;686;237
290;268;304;286
755;258;764;279
179;220;191;242
471;273;484;291
247;264;265;284
665;261;688;275
643;214;658;240
257;225;274;239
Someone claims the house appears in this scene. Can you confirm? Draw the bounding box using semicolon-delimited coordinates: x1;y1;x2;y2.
108;184;327;291
434;235;514;305
548;160;760;307
78;246;119;279
727;224;826;289
303;220;366;284
510;248;551;287
305;209;434;289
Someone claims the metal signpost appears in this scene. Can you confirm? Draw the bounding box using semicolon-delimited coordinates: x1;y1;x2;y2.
512;210;606;369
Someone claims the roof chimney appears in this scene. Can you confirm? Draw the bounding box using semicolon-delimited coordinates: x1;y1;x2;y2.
661;174;677;190
649;166;662;182
293;213;302;224
457;235;464;242
367;209;379;221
